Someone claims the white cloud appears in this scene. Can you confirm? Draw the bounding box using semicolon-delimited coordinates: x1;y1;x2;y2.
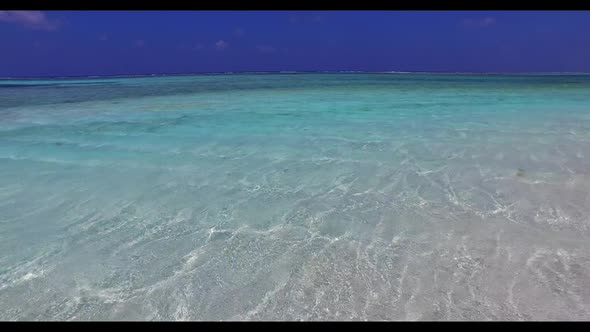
0;11;60;30
215;40;229;50
463;17;496;28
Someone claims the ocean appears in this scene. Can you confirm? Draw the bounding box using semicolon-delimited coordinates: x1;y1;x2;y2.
1;73;589;320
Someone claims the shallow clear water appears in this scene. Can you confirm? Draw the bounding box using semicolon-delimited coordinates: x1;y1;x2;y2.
1;73;590;320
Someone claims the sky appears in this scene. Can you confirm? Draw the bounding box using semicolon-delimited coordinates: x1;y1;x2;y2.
1;10;590;76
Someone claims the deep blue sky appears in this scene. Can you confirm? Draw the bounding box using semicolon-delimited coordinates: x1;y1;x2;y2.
1;10;590;76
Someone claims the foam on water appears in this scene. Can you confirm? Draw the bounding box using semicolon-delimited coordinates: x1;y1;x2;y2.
1;73;590;320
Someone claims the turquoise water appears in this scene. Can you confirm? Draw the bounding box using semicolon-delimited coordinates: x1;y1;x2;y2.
1;73;590;320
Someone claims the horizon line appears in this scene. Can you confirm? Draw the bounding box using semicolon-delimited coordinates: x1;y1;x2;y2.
2;70;590;80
